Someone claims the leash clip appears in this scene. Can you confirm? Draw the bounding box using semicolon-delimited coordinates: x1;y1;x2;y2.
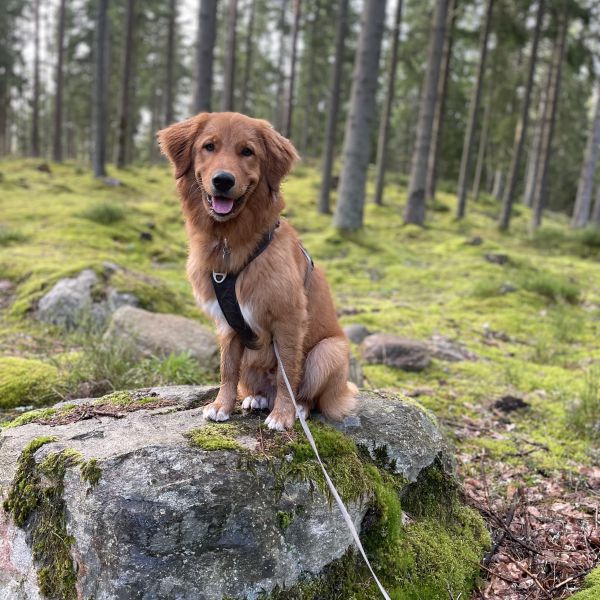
212;271;226;284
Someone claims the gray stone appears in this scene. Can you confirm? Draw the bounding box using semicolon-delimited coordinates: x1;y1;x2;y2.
428;334;477;362
348;354;364;387
104;305;219;367
35;269;139;330
0;386;452;600
343;323;371;344
361;334;431;372
36;269;99;329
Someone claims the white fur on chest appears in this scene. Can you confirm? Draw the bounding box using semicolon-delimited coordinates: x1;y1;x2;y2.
200;296;262;337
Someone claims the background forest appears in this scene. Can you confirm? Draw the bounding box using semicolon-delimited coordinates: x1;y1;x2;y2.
1;1;600;599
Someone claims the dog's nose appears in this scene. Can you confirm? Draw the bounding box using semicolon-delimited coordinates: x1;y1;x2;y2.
212;171;235;193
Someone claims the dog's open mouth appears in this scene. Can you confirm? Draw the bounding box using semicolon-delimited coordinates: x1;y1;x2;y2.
207;195;235;215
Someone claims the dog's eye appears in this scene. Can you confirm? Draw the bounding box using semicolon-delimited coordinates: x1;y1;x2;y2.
203;143;215;152
241;147;253;157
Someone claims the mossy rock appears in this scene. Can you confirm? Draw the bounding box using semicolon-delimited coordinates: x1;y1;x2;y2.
570;567;600;600
0;357;61;409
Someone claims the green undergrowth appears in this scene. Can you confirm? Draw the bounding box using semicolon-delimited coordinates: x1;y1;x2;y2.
570;567;600;600
3;436;103;599
0;357;61;408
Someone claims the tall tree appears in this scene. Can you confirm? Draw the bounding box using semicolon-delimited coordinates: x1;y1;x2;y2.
531;7;569;229
273;1;288;130
31;0;41;157
426;0;456;203
523;76;548;206
592;186;600;227
571;84;600;228
283;0;301;138
116;0;137;169
194;0;217;112
499;0;544;230
240;0;257;114
221;0;238;111
92;0;109;178
164;0;177;125
472;93;491;202
373;0;403;206
318;0;349;214
333;0;387;230
404;0;449;225
52;0;67;162
456;0;494;219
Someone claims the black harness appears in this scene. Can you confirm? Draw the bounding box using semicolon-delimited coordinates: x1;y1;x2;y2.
211;221;314;349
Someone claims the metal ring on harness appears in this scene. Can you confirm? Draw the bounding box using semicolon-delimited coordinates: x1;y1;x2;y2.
212;272;226;284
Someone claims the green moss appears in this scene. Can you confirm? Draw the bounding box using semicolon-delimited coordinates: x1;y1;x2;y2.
1;403;77;429
570;567;600;599
2;436;57;526
276;510;295;531
0;357;61;408
185;423;245;451
3;440;82;599
80;458;102;488
80;202;125;225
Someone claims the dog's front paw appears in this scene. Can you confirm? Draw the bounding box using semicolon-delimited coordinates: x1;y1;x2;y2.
241;395;269;411
264;406;296;431
203;400;232;422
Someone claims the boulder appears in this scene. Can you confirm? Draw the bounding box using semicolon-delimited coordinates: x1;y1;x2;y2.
428;334;477;362
343;324;370;344
361;334;431;372
348;354;364;387
36;269;139;330
0;386;453;600
104;306;218;367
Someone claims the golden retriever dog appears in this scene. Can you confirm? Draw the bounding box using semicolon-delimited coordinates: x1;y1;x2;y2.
158;112;356;430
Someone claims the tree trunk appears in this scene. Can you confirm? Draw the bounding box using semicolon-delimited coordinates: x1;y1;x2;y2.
523;79;547;207
571;83;600;228
373;0;403;206
531;8;568;230
194;0;217;112
591;185;600;226
425;0;456;203
221;0;238;111
472;92;491;202
333;0;387;230
283;0;301;139
404;0;449;225
240;0;257;114
456;0;494;218
92;0;109;178
273;1;288;130
300;1;320;157
318;0;349;214
31;0;41;157
499;0;544;230
492;169;504;199
164;0;177;125
52;0;67;163
116;0;136;169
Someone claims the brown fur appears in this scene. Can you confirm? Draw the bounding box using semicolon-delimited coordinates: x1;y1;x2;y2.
158;112;357;429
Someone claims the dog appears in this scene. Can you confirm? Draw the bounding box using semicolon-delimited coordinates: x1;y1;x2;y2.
158;112;357;430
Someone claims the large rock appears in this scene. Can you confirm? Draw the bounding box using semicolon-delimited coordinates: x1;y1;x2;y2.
0;387;452;600
104;306;219;367
361;334;431;372
36;269;138;330
343;324;370;345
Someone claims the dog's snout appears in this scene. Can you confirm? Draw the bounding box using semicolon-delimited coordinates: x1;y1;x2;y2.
212;171;235;193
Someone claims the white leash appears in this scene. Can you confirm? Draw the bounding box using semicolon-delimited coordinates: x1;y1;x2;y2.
272;340;392;600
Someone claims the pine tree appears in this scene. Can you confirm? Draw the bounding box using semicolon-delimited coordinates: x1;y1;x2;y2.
194;0;217;112
52;0;67;162
93;0;109;177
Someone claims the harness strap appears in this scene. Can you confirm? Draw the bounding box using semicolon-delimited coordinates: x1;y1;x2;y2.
212;222;314;349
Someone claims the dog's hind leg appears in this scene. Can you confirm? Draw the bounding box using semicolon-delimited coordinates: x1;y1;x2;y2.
298;336;357;420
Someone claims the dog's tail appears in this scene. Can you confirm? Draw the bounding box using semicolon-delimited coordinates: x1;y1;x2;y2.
298;336;358;420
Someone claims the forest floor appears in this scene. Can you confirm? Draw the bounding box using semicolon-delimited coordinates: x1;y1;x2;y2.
0;159;599;599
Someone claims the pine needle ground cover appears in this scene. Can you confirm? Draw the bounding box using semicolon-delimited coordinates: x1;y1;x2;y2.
0;159;598;598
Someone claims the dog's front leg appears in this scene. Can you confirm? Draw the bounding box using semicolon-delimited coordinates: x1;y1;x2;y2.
203;331;244;422
265;321;305;431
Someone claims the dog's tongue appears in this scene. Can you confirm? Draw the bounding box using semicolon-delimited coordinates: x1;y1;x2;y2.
212;196;234;214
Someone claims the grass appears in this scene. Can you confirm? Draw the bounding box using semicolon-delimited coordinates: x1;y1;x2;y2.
0;224;27;246
80;202;125;225
569;368;600;442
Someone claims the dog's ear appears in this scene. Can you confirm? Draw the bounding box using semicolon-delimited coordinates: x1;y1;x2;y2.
157;113;210;179
257;121;299;193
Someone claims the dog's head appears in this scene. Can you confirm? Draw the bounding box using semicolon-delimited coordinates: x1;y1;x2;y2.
158;112;299;222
